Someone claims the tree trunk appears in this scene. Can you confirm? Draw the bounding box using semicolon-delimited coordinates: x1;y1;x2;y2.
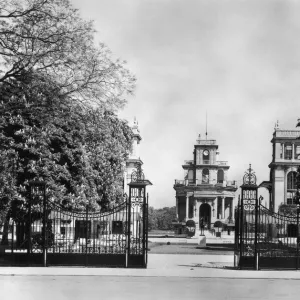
1;215;10;245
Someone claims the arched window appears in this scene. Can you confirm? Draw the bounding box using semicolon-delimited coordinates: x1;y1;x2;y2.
287;171;297;204
202;169;209;183
217;170;224;183
202;149;210;164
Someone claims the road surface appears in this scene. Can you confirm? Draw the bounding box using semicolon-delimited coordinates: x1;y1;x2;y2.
1;275;299;300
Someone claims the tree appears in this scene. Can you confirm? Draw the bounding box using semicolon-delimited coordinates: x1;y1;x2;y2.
0;150;16;219
0;0;135;110
294;165;300;206
0;75;133;236
148;206;176;231
84;109;133;209
0;0;136;244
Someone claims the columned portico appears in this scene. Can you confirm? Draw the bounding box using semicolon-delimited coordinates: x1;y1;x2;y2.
190;195;235;224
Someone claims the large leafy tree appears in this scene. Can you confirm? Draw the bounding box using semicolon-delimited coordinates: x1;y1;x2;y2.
0;75;133;245
0;0;136;245
0;0;135;109
84;109;133;209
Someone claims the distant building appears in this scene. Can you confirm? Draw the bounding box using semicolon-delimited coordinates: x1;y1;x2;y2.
259;121;300;212
173;134;237;234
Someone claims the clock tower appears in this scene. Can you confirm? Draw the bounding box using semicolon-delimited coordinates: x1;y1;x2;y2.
173;134;237;235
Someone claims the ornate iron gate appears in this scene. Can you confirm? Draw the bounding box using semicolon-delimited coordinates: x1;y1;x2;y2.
235;166;300;269
235;202;300;269
0;186;149;268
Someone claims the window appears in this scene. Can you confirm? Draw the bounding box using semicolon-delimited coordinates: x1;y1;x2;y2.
287;172;297;190
287;172;297;204
217;170;224;183
285;144;292;160
296;145;300;159
287;192;296;205
202;169;209;183
188;169;194;183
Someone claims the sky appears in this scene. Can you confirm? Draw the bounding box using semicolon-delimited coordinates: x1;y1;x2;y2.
71;0;300;208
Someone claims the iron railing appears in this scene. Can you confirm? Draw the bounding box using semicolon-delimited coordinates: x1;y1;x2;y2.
1;195;148;268
236;202;300;269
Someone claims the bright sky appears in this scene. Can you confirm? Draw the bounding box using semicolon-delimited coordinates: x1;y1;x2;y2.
71;0;300;208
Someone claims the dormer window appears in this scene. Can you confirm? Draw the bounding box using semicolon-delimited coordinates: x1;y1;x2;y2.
203;149;210;164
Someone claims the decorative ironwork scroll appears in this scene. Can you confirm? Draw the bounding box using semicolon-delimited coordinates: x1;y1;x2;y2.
131;163;145;183
243;164;257;186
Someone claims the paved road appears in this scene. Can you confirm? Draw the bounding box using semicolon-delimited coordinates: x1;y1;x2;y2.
1;275;300;300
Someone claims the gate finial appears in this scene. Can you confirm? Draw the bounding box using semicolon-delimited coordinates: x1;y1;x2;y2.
131;162;145;183
243;164;257;185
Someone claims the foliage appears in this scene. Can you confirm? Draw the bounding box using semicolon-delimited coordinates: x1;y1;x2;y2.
0;1;136;244
84;109;133;209
148;206;176;231
0;149;17;224
294;165;300;206
0;0;136;110
213;220;223;228
0;75;133;222
278;204;297;216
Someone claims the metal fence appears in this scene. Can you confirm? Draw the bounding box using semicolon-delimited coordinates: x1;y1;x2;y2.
0;194;148;268
235;203;300;269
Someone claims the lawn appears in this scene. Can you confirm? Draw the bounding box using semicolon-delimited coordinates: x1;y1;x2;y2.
148;242;234;255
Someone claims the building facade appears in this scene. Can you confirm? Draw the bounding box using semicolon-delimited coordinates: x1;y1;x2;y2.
123;118;144;196
260;122;300;212
173;134;237;233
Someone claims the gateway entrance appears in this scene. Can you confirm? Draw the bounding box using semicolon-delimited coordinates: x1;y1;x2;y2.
199;203;211;229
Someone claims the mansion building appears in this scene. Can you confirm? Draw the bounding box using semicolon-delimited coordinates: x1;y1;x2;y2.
173;134;237;233
260;121;300;212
